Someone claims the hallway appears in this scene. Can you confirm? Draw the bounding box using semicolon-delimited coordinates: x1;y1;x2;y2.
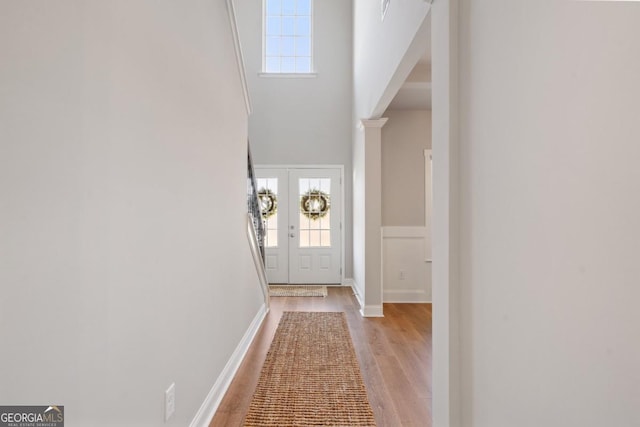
210;287;432;426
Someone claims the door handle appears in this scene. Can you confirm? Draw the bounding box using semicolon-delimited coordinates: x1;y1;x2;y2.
290;233;295;238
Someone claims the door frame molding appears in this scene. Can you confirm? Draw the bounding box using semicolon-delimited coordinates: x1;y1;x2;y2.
255;164;345;285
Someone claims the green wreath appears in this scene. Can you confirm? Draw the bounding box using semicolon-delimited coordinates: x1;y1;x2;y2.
300;189;330;220
257;188;277;219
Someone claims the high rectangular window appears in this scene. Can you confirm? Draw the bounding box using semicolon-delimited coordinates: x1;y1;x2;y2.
264;0;313;74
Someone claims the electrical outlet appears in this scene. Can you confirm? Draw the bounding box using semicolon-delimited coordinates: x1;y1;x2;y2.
165;383;175;422
399;270;406;280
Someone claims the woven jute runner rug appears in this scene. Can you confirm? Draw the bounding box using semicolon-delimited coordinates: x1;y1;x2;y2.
269;285;328;297
243;311;377;427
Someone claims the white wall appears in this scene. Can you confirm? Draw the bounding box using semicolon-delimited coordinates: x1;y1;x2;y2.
353;0;431;119
382;226;431;302
454;1;640;426
235;0;354;277
381;110;432;302
352;120;387;316
0;1;264;426
382;109;431;226
352;1;431;315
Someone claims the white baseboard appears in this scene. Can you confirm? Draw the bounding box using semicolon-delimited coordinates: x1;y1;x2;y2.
341;278;384;317
384;289;432;303
349;280;383;317
342;278;354;287
382;225;432;304
189;303;268;427
349;279;365;309
360;305;384;317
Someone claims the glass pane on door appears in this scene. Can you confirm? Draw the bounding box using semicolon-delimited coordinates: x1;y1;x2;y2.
256;177;279;248
298;178;331;247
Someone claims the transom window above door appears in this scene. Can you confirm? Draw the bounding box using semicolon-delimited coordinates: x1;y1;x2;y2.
263;0;313;74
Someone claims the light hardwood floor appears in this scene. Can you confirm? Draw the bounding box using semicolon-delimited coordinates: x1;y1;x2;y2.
209;287;432;427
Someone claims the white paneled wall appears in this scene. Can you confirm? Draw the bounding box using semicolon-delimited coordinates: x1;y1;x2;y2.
382;227;432;302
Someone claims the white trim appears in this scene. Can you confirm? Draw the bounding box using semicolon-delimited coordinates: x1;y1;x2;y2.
189;304;268;427
382;0;391;20
424;149;433;262
225;0;252;115
340;167;345;285
359;118;389;130
342;277;354;287
350;279;365;309
383;289;432;303
361;305;384;318
432;0;460;425
381;226;431;303
258;72;318;78
351;281;384;317
255;165;346;285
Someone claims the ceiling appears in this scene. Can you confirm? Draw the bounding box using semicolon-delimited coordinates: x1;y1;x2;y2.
386;18;431;111
386;80;431;110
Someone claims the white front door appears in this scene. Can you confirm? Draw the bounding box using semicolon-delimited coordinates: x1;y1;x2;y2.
288;168;342;284
255;167;342;284
255;168;289;283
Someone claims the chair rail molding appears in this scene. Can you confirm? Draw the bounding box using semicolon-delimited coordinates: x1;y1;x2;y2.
382;226;432;303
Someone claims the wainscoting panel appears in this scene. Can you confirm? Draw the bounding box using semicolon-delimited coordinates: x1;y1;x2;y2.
382;226;432;303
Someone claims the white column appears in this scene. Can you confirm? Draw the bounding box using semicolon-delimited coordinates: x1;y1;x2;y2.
432;0;461;425
357;118;388;317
